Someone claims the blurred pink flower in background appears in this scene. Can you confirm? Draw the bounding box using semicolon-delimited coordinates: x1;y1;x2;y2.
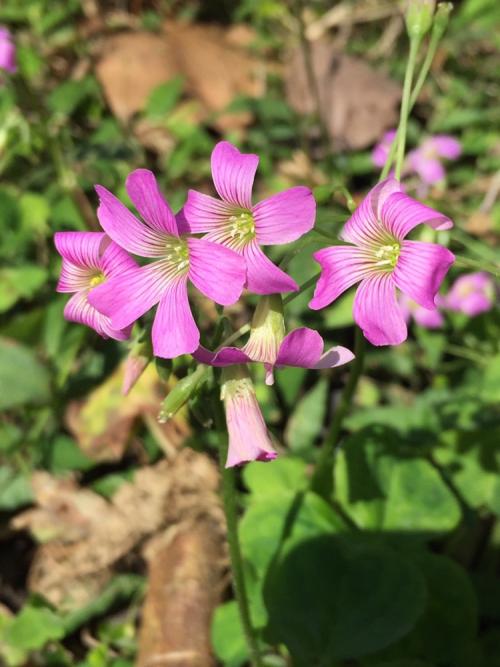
408;135;462;185
372;130;397;168
399;293;444;329
445;272;495;316
0;26;16;74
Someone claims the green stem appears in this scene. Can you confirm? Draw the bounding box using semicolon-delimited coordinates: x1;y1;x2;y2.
215;402;263;667
454;255;500;279
283;271;321;305
310;327;366;498
394;36;421;180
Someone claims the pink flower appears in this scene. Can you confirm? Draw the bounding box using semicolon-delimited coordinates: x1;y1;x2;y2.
183;141;316;294
309;178;455;346
55;232;137;340
407;135;461;185
445;272;495;316
88;169;246;359
372;129;397;168
0;27;16;74
221;364;277;468
399;293;444;329
194;295;354;385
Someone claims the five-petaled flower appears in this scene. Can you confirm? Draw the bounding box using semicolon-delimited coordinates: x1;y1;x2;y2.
55;231;137;340
309;178;455;346
0;26;16;75
194;295;354;385
220;364;277;468
87;169;246;359
183;141;316;294
445;272;495;316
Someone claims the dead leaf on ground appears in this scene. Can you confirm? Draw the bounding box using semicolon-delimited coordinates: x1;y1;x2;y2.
286;45;401;150
12;450;222;611
66;362;189;461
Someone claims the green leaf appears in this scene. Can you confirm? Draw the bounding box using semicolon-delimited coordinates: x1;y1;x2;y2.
47;76;99;115
285;379;327;453
264;536;426;665
243;457;308;498
4;605;66;652
146;77;184;118
0;265;48;313
0;467;33;510
0;337;51;409
211;601;248;667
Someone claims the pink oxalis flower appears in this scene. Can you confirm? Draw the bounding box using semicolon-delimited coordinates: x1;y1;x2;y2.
221;364;277;468
309;178;455;346
408;135;462;185
55;232;137;340
372;130;397;169
194;295;354;385
399;293;444;329
0;27;16;75
183;141;316;294
88;170;246;359
445;272;495;316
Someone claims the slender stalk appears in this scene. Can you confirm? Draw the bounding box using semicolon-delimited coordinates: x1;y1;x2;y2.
283;271;321;305
394;36;421;179
310;327;366;498
454;256;500;279
214;402;263;667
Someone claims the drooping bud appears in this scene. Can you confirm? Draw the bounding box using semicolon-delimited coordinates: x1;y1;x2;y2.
122;339;153;395
405;0;435;39
158;365;207;423
221;364;277;468
432;2;453;39
242;295;286;385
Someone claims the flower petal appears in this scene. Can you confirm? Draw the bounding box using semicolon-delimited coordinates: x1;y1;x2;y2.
211;141;259;208
381;192;453;237
192;345;251;366
309;245;373;310
353;273;407;346
152;276;199;358
253;187;316;245
243;241;298;294
64;291;131;340
430;136;462;160
99;239;138;278
393;240;455;309
275;328;324;369
312;346;355;369
95;185;168;257
187;237;245;306
183;190;234;234
125;169;178;236
408;150;445;185
55;231;106;292
88;261;170;329
340;178;403;246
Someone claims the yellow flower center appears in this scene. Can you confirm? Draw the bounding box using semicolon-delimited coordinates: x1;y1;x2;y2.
227;210;256;247
373;242;401;270
165;237;190;274
89;271;106;287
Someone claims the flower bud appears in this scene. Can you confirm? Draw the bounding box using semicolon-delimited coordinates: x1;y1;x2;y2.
432;2;453;39
405;0;435;39
122;339;153;395
158;366;206;423
242;295;286;384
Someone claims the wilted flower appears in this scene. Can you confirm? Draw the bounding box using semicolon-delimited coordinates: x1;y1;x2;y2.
184;141;316;294
221;364;277;467
445;272;495;316
399;293;444;329
88;169;246;358
0;27;16;75
194;295;354;385
372;129;397;169
408;135;461;185
55;232;137;340
309;178;455;346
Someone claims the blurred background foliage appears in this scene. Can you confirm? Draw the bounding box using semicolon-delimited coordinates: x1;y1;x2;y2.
0;0;499;666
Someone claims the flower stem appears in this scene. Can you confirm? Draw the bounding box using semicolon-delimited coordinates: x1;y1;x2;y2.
310;327;366;498
454;255;500;279
394;36;421;180
214;402;263;667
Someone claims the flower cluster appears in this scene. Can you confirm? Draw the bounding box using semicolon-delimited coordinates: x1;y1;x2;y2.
55;141;457;465
0;26;16;77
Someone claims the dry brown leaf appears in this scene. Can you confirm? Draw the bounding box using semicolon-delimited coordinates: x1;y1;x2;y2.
65;362;189;461
286;46;401;150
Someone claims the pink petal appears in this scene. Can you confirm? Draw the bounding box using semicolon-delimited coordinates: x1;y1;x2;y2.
393;240;455;309
275;328;324;369
151;276;199;358
192;346;251;366
55;232;106;292
99;239;138;278
308;245;373;310
408;151;446;185
125;169;178;236
413;305;444;329
381;192;453;237
253;187;316;245
187;237;246;306
88;261;170;329
64;291;131;341
0;29;16;73
353;273;407;346
211;141;259;208
243;241;298;294
183;190;234;234
340;178;403;246
312;346;355;369
429;136;462;160
95;185;168;258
